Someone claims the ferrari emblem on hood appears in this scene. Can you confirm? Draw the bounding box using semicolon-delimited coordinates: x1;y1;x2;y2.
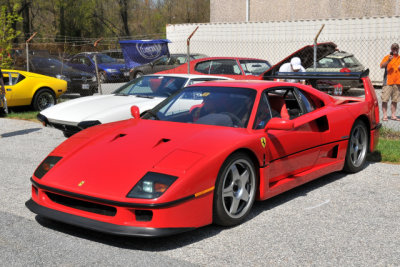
260;137;266;148
78;181;85;187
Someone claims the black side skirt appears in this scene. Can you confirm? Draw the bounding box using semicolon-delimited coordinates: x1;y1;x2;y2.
25;199;195;238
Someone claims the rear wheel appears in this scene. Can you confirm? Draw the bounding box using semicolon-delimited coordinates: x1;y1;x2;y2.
343;120;368;173
32;89;56;111
213;152;257;226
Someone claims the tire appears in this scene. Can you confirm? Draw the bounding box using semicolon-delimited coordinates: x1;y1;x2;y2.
213;152;258;226
343;120;368;173
134;71;144;79
32;88;56;111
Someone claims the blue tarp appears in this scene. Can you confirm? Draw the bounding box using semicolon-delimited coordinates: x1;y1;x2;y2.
119;39;171;69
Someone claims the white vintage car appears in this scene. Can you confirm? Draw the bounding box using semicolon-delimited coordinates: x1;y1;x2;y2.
38;74;231;137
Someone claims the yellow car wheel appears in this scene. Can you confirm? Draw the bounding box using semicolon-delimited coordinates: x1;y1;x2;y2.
32;88;56;111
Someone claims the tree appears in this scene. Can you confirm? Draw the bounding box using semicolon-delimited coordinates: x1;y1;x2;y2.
0;3;22;68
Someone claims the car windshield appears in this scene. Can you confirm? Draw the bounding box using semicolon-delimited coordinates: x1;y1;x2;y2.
113;76;188;97
143;86;257;128
32;57;74;71
91;54;117;64
239;60;271;75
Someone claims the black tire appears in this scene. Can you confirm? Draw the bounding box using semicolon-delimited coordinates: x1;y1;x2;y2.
213;152;258;226
343;120;368;173
134;71;144;79
32;88;56;111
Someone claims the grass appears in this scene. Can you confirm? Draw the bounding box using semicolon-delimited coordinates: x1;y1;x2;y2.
2;110;400;163
6;109;39;122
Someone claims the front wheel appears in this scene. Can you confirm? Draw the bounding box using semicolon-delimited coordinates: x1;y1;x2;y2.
343;120;368;173
32;89;56;111
213;152;257;226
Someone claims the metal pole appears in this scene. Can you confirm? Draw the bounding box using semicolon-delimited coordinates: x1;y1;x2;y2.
187;26;199;74
94;37;103;94
313;24;325;71
25;32;37;72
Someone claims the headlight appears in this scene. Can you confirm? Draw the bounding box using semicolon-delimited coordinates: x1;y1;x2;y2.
91;76;97;82
56;74;71;82
34;156;62;179
126;172;177;199
105;68;118;73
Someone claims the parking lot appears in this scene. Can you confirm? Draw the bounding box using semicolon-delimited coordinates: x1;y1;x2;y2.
0;118;399;266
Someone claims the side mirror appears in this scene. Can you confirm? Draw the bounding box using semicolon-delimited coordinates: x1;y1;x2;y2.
131;105;140;119
265;118;294;131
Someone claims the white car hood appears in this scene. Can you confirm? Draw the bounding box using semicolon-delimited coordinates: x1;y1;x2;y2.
41;94;165;125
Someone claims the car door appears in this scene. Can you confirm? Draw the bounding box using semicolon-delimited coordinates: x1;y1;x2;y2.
4;72;30;106
256;87;324;182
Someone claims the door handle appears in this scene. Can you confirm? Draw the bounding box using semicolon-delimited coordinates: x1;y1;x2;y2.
6;89;11;91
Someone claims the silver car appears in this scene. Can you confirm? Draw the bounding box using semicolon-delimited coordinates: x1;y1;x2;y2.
307;50;365;92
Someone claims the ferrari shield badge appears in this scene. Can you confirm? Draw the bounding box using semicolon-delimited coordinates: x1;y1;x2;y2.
260;137;266;148
78;181;85;187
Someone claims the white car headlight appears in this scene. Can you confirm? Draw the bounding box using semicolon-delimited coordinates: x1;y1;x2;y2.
56;74;71;82
91;76;97;82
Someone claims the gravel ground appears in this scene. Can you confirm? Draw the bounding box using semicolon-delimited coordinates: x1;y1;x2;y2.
0;118;399;266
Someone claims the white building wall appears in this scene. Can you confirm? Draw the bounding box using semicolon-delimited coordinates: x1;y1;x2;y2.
166;17;400;83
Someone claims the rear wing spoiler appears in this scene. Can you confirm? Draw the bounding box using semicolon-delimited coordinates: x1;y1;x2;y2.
262;69;369;81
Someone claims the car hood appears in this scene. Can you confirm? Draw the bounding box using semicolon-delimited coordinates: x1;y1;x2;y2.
42;120;248;201
40;94;166;124
262;42;337;78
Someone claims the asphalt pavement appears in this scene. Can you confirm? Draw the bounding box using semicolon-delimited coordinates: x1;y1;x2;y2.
0;118;399;266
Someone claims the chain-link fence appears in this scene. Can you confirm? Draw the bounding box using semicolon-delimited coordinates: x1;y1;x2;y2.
5;17;400;130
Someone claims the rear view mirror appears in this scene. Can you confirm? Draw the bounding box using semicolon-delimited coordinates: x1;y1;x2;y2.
265;118;294;131
131;105;140;119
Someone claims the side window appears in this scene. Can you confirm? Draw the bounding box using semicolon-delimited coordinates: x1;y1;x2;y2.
70;57;79;64
212;59;240;75
297;89;316;113
2;73;11;85
195;61;212;74
266;87;304;120
253;93;272;129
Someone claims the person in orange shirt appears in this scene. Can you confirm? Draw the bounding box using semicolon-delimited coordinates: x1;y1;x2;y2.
380;43;400;121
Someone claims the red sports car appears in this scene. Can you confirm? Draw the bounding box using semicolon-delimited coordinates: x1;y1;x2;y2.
157;57;271;80
26;72;380;237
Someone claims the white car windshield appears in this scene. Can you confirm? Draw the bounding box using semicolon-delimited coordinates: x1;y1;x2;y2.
113;76;188;97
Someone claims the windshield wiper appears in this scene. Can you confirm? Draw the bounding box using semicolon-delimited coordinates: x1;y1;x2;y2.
143;110;160;120
135;94;154;99
114;93;128;96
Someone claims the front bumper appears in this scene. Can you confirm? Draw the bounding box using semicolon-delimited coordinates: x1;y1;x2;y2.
26;199;194;237
26;178;213;237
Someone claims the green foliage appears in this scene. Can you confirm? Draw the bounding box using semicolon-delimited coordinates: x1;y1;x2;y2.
0;4;22;68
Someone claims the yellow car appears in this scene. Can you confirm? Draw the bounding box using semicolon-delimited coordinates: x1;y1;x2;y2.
1;69;67;111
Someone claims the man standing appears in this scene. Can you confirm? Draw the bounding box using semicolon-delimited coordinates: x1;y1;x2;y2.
380;43;400;121
278;57;306;84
